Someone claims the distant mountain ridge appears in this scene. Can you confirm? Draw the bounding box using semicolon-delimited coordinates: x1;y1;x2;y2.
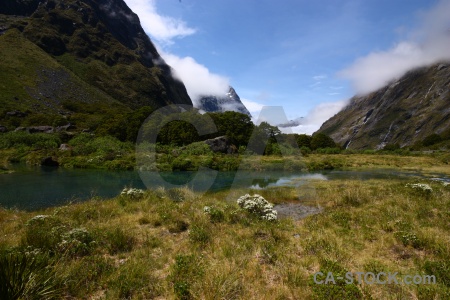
317;62;450;149
197;87;251;117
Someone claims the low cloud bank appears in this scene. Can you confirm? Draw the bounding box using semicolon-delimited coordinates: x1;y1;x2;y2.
290;100;348;135
340;0;450;95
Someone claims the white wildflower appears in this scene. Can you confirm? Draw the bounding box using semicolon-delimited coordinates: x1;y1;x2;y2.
120;187;145;199
237;194;277;221
405;183;433;192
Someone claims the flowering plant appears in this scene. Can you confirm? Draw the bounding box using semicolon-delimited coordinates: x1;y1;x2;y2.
237;194;277;221
120;187;145;199
58;228;96;256
405;183;433;193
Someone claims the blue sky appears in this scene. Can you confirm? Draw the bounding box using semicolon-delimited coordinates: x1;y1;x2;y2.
124;0;450;133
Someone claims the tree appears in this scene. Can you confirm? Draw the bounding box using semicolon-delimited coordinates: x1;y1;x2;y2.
207;111;254;147
295;134;312;149
422;134;442;147
246;122;282;155
310;133;336;150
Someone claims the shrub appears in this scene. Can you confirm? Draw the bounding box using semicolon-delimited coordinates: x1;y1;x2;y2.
57;228;96;257
310;133;336;150
394;231;424;249
236;194;277;221
383;143;400;151
23;215;67;253
0;132;61;150
203;206;225;223
315;147;341;154
422;134;443;147
0;250;61;299
405;183;433;199
120;187;145;200
296;134;312;148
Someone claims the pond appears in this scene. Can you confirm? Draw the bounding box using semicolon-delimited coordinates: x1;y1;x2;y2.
0;164;448;210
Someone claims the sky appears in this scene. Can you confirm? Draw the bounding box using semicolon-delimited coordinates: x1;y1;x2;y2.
123;0;450;134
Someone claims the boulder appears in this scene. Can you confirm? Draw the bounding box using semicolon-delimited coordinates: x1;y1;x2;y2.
204;136;237;154
59;144;72;151
14;127;28;132
56;123;76;132
0;125;7;133
41;157;59;167
28;126;54;133
6;110;27;117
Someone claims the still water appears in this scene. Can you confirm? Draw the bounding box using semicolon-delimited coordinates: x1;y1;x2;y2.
0;164;448;210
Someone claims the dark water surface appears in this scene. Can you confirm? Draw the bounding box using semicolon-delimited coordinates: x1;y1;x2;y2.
0;164;448;210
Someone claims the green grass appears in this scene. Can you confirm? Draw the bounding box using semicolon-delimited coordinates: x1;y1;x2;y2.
0;176;449;298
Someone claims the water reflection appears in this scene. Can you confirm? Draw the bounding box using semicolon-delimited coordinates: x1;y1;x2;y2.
0;165;448;211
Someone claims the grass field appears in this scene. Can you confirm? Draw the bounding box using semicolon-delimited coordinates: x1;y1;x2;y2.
1;174;449;299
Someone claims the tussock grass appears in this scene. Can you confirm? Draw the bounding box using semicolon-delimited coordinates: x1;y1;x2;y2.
0;177;449;298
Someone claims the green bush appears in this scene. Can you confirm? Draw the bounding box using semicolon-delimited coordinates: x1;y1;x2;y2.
423;134;443;147
296;134;312;149
23;215;67;254
315;147;341;154
310;133;336;150
0;132;61;150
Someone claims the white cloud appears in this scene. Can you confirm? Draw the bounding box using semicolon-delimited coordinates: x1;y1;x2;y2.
124;0;230;105
241;98;265;118
124;0;196;44
291;99;348;134
160;51;230;104
340;0;450;95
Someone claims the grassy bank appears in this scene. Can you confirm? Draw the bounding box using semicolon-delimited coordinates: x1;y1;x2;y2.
0;130;449;172
1;178;449;299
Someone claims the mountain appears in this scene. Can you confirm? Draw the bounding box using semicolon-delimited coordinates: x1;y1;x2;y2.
197;87;251;117
277;117;304;128
0;0;192;130
317;62;450;149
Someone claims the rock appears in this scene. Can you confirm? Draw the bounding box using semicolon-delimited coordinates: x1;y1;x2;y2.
6;110;27;117
59;144;71;151
171;149;180;157
204;136;237;154
0;125;7;133
56;124;76;132
41;157;59;167
28;126;54;133
14;127;28;132
437;64;448;71
197;87;251;116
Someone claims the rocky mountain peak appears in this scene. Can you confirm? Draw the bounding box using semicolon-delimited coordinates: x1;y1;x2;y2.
198;86;251;117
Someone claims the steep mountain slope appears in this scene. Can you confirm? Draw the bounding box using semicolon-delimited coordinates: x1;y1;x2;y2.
0;0;192;129
317;62;450;149
197;87;251;117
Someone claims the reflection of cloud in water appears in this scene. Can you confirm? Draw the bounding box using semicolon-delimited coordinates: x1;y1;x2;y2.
249;173;327;189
